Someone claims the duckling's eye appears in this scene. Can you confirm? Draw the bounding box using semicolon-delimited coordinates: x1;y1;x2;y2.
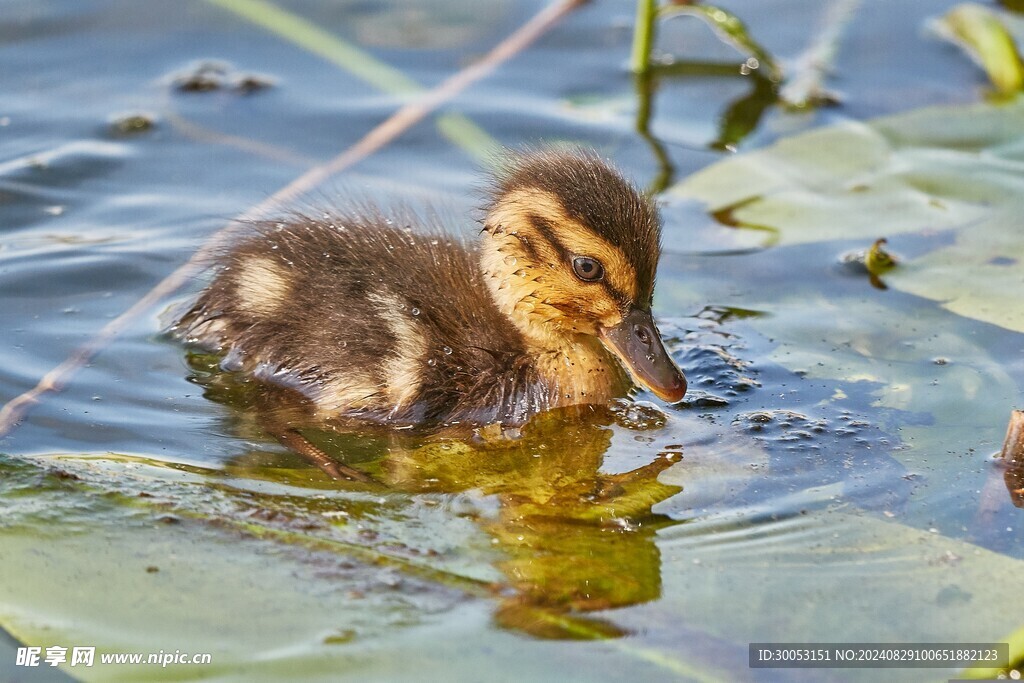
572;256;604;282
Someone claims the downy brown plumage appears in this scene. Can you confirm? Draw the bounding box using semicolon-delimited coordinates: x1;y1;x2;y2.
177;150;686;431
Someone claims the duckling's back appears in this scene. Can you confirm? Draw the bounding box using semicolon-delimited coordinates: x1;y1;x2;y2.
179;214;544;428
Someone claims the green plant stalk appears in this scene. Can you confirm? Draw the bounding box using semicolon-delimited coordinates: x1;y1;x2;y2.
206;0;420;95
631;0;658;74
634;68;674;194
436;113;503;163
205;0;502;161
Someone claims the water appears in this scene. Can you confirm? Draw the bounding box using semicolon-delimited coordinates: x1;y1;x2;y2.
2;0;1022;681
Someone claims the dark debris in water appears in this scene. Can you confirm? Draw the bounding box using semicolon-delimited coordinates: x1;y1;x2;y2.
109;112;157;135
170;60;276;95
734;409;829;441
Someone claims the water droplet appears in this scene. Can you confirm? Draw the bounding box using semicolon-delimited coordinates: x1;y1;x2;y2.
411;307;420;316
503;255;517;266
426;358;436;367
442;346;452;355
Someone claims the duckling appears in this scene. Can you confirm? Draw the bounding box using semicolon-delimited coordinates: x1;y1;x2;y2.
177;150;686;430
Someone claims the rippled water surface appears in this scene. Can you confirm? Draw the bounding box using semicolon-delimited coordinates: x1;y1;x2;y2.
2;0;1023;681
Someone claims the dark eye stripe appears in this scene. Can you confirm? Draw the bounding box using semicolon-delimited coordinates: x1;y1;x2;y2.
527;214;573;264
528;213;633;306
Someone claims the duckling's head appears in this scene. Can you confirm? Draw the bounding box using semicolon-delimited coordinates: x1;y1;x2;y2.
480;150;686;403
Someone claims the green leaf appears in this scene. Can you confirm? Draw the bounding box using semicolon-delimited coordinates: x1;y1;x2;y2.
934;3;1024;95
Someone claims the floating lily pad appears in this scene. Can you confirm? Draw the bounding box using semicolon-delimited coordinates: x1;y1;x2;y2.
670;98;1024;334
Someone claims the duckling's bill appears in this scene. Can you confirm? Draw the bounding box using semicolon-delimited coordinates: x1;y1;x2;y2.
598;309;687;403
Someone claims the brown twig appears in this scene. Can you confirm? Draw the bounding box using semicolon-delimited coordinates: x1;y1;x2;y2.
0;0;586;438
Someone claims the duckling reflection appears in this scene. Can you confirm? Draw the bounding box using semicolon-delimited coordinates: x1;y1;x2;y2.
186;352;683;639
1002;456;1024;509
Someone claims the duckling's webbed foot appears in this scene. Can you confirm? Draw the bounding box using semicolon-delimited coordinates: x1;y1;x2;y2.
273;427;377;484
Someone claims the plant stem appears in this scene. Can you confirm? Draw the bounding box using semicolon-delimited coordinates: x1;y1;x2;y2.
631;0;658;74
